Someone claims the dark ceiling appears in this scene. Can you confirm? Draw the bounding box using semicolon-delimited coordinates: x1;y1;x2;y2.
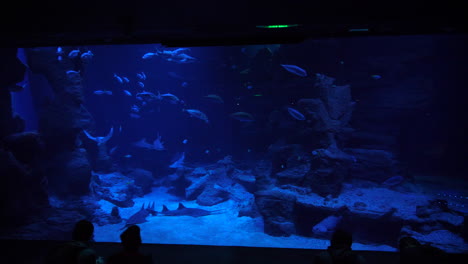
2;0;467;47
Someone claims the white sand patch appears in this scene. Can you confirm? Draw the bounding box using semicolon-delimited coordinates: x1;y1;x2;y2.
94;187;397;251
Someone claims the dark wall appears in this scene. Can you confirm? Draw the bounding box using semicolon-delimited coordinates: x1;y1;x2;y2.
1;239;467;264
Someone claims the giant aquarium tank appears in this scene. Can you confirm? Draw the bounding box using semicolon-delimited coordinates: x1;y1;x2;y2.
0;34;467;254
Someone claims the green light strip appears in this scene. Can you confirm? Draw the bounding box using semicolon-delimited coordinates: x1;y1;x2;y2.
256;24;299;29
349;28;369;32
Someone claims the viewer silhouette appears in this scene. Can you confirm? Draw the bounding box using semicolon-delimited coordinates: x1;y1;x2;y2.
314;229;365;264
44;219;101;264
399;236;446;264
107;225;152;264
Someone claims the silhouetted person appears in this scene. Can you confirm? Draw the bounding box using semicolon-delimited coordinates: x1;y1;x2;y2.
314;229;365;264
399;236;446;264
44;219;100;264
107;225;152;264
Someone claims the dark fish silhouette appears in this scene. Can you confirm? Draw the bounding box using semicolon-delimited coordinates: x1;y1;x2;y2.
160;203;223;217
280;64;307;77
121;202;157;230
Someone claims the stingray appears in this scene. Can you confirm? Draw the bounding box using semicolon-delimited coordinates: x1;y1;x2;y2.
160;203;223;217
83;127;114;146
120;202;157;230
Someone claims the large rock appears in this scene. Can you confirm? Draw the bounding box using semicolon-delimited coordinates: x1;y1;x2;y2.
0;149;49;229
186;174;212;200
255;189;297;236
316;73;353;122
413;199;465;235
303;146;354;197
345;148;398;182
196;184;230;206
0;48;27;139
346;131;398;151
127;168;154;194
276;164;310;185
232;169;256;193
45;148;92;197
252;159;273;191
3;131;43;164
90;171;135;207
186;166;234;200
297;98;332;132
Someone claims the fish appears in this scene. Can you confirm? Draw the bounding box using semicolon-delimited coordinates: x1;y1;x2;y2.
371;74;382;80
281;64;307;77
80;50;94;62
109;146;118;155
83;127;114;146
136;91;159;101
181;82;188;87
163;53;196;63
167;72;183;79
66;70;80;76
169;152;185;168
182;139;188;144
160;203;222;217
287;107;306;120
172;48;191;54
119;125;122;132
133;134;165;150
152;134;165;150
156;48;196;63
123;154;132;158
160;93;181;104
204;94;224;103
243;82;253;90
184;109;209;123
57;47;64;61
68;49;80;58
137;81;145;88
123;90;132;96
131;105;140;113
136;72;146;80
230;112;255;122
122;77;130;83
93;90;113;95
204;150;210;154
121;202;157;230
240;68;250;74
382;175;405;187
142;52;156;59
130;113;141;119
113;73;123;84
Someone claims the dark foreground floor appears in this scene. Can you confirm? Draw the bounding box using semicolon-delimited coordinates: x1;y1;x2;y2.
1;239;467;264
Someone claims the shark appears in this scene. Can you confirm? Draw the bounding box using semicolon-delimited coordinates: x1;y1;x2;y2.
83;127;114;146
120;202;157;230
133;133;165;150
160;203;224;217
169;152;185;168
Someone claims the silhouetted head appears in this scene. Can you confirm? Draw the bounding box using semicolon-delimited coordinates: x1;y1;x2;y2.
72;220;94;242
399;236;421;251
330;229;353;249
120;225;142;251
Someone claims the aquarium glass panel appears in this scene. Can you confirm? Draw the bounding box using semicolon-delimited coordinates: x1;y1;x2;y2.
1;35;467;253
